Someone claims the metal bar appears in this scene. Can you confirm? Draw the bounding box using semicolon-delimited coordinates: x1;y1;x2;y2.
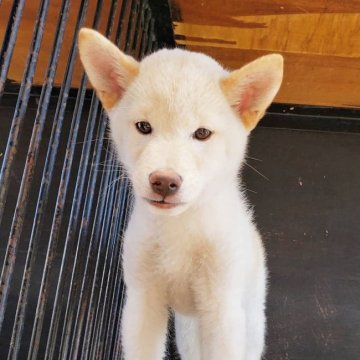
0;0;26;99
79;2;130;356
67;113;111;359
43;0;108;356
114;0;129;46
6;0;72;358
102;181;132;358
102;3;148;354
109;199;132;360
27;1;91;355
145;17;155;54
45;94;101;360
94;183;129;358
0;0;51;331
55;94;102;359
20;10;90;342
131;0;144;57
60;5;120;356
87;155;121;359
88;1;140;354
127;0;141;56
28;73;89;360
124;0;137;53
139;7;151;59
89;171;125;358
79;151;117;359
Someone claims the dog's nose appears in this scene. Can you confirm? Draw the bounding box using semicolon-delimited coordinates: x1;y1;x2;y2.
149;171;182;197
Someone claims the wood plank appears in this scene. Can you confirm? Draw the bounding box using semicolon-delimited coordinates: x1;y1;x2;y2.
172;0;360;107
189;46;360;108
171;0;360;25
175;13;360;57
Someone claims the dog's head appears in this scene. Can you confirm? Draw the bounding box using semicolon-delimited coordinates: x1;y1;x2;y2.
79;29;283;215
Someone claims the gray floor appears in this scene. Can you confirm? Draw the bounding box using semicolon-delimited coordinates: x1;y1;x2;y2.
243;127;360;360
1;110;360;358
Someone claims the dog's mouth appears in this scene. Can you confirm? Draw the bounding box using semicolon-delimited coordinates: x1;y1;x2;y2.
144;198;183;209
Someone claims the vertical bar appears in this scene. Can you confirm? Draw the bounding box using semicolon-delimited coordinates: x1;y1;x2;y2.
89;172;125;359
124;0;137;53
55;92;101;359
100;181;131;358
108;196;132;359
6;0;72;358
66;113;109;359
139;7;151;59
88;0;141;353
0;0;26;99
107;7;152;358
131;0;144;57
0;0;51;332
80;151;118;359
27;0;91;356
94;182;128;358
145;17;155;54
79;1;130;356
60;3;121;358
102;2;147;354
44;0;108;354
28;74;89;360
88;154;121;359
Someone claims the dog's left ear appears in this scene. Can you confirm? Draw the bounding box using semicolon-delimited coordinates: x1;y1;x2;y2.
220;54;283;131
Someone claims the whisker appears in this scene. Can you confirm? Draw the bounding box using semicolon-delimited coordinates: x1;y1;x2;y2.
244;161;270;181
244;188;257;194
246;155;262;162
76;136;112;145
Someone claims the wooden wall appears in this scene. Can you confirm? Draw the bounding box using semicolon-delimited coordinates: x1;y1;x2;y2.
0;0;128;89
1;0;360;107
172;0;360;108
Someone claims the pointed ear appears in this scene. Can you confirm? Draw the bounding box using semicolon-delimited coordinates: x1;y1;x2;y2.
220;54;283;131
78;28;139;110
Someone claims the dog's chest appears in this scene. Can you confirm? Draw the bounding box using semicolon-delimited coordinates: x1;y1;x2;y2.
150;235;219;314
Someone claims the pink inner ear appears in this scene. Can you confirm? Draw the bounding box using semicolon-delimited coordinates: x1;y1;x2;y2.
237;86;255;113
236;76;272;114
88;51;124;93
109;69;124;93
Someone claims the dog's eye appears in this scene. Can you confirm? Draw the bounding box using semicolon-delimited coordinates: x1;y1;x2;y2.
135;121;152;135
193;128;212;141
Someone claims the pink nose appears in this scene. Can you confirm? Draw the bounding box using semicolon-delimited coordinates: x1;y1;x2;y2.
149;171;182;197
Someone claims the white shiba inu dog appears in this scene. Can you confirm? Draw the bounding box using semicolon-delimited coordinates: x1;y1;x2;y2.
79;28;283;360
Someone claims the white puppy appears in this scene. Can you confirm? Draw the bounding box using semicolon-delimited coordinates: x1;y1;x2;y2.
79;28;283;360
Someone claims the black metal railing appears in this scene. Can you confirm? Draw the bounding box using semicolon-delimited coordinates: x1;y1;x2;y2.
0;0;173;358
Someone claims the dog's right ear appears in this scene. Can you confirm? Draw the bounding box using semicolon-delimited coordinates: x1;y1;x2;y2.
78;28;139;110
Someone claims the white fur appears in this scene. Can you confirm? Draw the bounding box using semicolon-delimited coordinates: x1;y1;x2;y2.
109;50;267;360
79;30;283;359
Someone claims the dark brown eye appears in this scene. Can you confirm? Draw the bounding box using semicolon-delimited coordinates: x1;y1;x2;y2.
135;121;152;135
193;128;212;141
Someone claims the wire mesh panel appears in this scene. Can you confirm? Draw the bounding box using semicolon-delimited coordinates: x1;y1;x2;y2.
0;0;171;358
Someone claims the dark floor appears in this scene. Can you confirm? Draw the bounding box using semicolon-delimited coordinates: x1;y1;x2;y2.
1;106;360;358
243;126;360;360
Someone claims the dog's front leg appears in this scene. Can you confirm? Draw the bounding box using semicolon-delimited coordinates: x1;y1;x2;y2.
122;288;168;360
199;298;247;360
